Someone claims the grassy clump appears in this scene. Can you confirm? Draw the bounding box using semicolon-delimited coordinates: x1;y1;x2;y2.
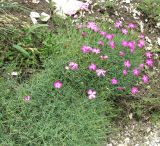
137;0;160;23
0;20;147;145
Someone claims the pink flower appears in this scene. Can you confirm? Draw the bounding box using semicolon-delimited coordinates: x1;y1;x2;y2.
109;41;115;49
87;22;99;32
119;51;125;57
88;63;97;71
117;87;124;91
122;40;128;47
69;62;78;70
81;45;92;54
132;68;140;76
81;32;87;37
100;55;108;60
145;52;152;58
121;28;128;34
123;69;127;76
23;96;31;102
128;41;135;49
140;34;144;39
138;39;145;48
146;59;153;67
98;40;104;46
131;87;138;94
106;34;114;40
128;23;136;29
100;31;107;37
114;21;122;28
111;78;118;85
142;75;149;84
124;60;131;68
139;64;144;69
76;23;83;30
87;89;96;99
53;80;63;89
91;48;101;54
96;69;106;77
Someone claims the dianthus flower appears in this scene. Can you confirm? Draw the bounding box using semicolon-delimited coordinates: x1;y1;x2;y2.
146;59;153;67
131;87;138;94
106;34;114;40
53;80;63;89
109;41;115;49
124;60;131;68
114;21;122;28
96;69;106;77
87;89;96;99
142;75;149;84
132;68;140;76
145;52;152;58
122;40;128;47
81;45;92;54
111;78;118;85
88;63;97;71
122;28;128;34
23;96;31;102
69;62;78;70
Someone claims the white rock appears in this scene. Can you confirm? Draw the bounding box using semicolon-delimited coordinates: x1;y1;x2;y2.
123;0;131;3
157;37;160;46
40;12;50;22
30;11;40;18
32;0;40;3
11;72;18;76
124;137;130;144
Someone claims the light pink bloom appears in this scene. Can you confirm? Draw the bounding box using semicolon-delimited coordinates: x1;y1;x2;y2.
81;45;92;54
81;32;87;37
121;28;128;34
100;55;108;60
114;21;122;28
145;52;152;58
53;80;63;89
98;40;104;46
139;64;144;69
140;34;144;39
111;78;118;85
109;41;115;49
132;68;140;76
123;69;127;76
87;22;99;32
124;60;131;68
91;48;101;54
87;89;96;99
146;59;153;67
119;51;125;57
138;39;145;48
23;96;31;102
69;62;78;70
128;23;136;29
76;23;83;30
88;63;97;71
96;69;106;77
131;87;138;94
100;31;107;37
142;75;149;84
122;40;128;47
106;34;114;40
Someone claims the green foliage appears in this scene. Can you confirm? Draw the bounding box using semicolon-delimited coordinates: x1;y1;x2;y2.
138;0;160;22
